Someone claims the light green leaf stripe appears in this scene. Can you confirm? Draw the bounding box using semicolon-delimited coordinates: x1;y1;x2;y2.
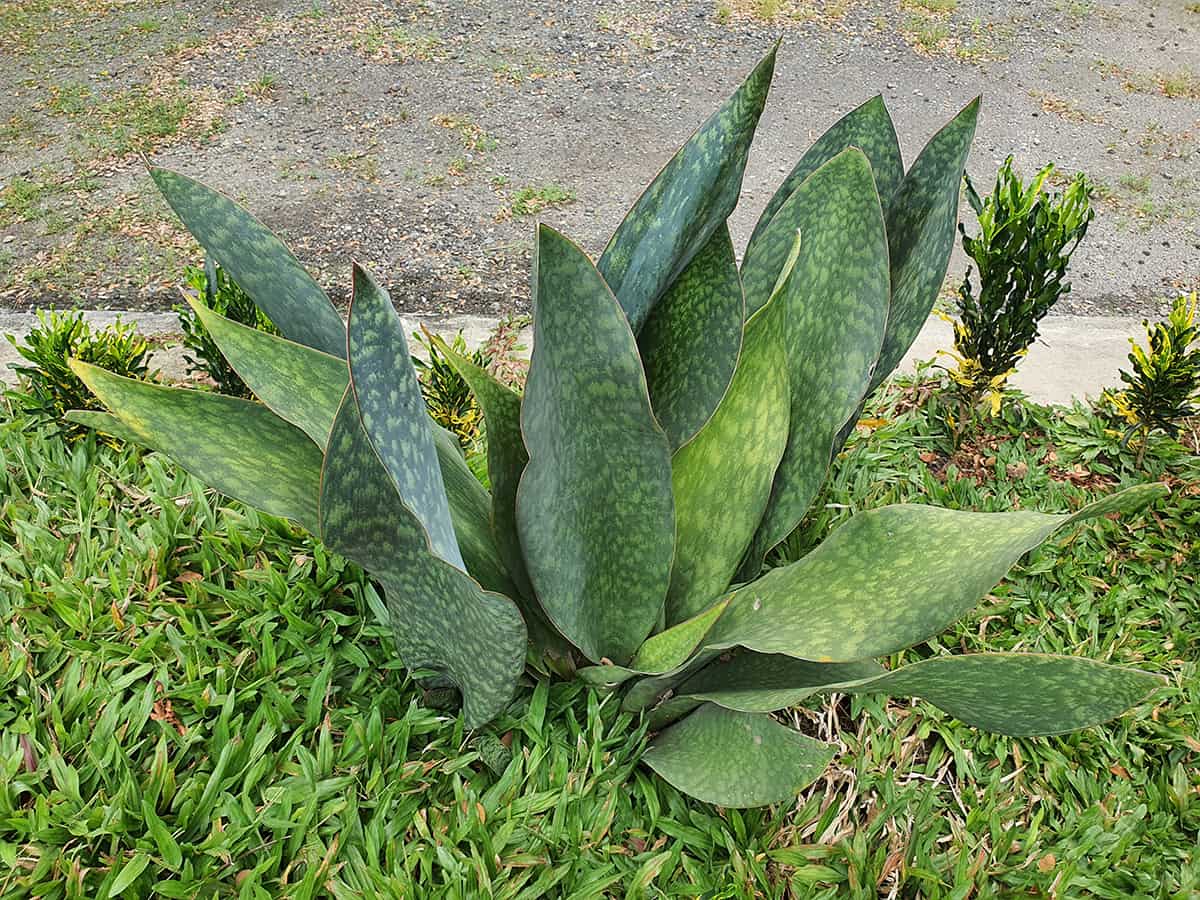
319;390;525;728
710;484;1167;662
843;653;1166;736
598;47;776;333
64;410;146;446
631;598;730;673
680;652;886;713
666;244;792;625
432;335;534;600
643;704;835;808
69;361;323;532
150;168;345;358
348;264;463;570
871;97;980;392
747;94;904;254
518;225;675;664
185;295;348;447
639;223;744;450
739;150;890;572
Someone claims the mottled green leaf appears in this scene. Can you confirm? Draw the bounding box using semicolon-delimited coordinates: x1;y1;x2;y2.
711;484;1167;662
643;704;835;807
150;168;345;358
348;263;462;570
319;390;525;728
184;294;347;447
431;335;533;599
680;652;886;712
639;223;744;449
622;649;723;713
666;241;793;624
747;94;904;253
598;47;776;332
70;361;323;532
64;410;145;446
646;696;704;731
843;653;1165;736
431;425;517;597
870;97;980;391
518;225;675;664
631;598;730;673
739;150;890;570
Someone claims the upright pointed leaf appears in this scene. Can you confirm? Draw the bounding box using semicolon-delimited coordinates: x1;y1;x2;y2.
680;652;886;712
348;264;463;570
185;295;348;447
666;241;793;624
748;93;904;253
70;362;322;532
432;336;533;600
320;391;525;728
638;223;744;449
518;225;675;664
150;168;345;358
710;485;1167;662
631;597;730;674
739;150;890;570
598;47;776;332
842;653;1165;736
643;704;835;808
870;97;980;391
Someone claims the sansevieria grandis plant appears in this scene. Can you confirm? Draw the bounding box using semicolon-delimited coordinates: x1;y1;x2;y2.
69;48;1167;808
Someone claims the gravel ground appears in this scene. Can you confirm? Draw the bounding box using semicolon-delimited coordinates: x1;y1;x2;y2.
1;0;1198;318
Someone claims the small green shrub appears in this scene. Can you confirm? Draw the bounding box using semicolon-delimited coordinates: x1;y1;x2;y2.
1107;292;1200;453
946;157;1094;412
175;258;278;396
412;328;488;449
4;310;151;441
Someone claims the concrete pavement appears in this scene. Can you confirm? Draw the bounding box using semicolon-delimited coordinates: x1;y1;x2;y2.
1;309;1142;407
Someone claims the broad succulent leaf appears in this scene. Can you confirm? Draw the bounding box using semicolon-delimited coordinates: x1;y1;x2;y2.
840;653;1165;736
68;361;323;532
64;410;148;446
184;294;347;447
710;484;1166;661
871;97;980;392
150;168;345;358
638;223;744;449
348;264;463;570
680;652;886;712
432;335;534;600
319;390;525;728
666;238;793;624
518;225;675;664
747;94;904;253
597;48;775;333
643;704;835;808
739;150;890;571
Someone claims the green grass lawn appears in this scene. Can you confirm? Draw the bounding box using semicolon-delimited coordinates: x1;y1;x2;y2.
1;382;1196;898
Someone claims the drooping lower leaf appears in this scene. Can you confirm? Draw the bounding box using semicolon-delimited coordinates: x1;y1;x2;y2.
319;390;525;728
69;362;324;532
598;47;776;333
638;223;744;450
739;149;890;571
150;168;345;358
871;97;981;392
842;653;1165;736
643;703;835;808
347;263;463;570
432;335;533;600
184;294;348;447
680;652;886;712
665;239;793;624
518;225;675;664
747;94;904;254
710;484;1167;662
